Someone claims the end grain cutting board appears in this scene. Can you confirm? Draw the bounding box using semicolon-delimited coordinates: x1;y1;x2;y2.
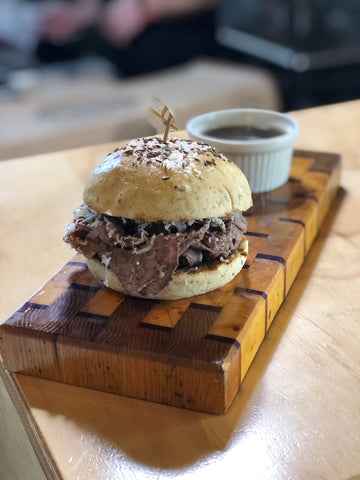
0;150;340;414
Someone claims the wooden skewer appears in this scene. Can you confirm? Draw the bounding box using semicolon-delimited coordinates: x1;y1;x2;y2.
150;98;178;142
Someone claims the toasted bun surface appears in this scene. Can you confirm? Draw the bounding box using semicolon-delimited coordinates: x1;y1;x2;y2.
87;238;248;300
83;137;252;222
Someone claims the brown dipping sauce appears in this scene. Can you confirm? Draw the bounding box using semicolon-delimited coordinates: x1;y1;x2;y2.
204;125;284;141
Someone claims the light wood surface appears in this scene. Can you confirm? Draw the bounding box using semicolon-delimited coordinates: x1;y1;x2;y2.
1;100;360;479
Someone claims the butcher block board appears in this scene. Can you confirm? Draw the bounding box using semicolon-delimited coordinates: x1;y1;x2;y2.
0;150;340;414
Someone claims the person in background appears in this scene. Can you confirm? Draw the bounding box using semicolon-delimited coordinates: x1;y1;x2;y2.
39;0;218;47
36;0;220;75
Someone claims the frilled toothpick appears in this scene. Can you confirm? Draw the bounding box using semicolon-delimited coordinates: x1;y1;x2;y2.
150;98;178;142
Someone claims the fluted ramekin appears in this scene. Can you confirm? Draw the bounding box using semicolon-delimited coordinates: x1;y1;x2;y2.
186;108;299;193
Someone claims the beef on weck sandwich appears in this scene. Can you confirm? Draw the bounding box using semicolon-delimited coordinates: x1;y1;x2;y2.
64;137;252;300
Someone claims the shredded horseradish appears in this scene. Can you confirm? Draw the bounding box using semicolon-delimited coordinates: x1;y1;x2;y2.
133;234;156;254
100;251;112;287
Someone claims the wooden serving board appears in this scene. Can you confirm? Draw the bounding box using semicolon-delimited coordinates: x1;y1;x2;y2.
0;150;340;414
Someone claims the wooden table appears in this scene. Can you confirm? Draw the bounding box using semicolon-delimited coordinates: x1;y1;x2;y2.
1;101;360;479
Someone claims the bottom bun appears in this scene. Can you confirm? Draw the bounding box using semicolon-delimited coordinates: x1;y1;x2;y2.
87;238;248;300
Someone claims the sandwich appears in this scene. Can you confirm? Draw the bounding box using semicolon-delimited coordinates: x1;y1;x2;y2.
64;136;252;300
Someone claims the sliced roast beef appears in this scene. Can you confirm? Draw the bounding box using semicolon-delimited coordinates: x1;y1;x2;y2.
64;203;247;295
108;235;180;297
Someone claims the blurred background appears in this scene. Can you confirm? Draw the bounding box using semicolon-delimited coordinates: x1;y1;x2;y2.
1;0;360;160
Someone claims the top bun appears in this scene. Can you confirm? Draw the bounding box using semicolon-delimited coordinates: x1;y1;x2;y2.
83;137;252;222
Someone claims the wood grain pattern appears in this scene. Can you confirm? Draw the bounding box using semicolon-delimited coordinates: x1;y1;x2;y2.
0;150;340;414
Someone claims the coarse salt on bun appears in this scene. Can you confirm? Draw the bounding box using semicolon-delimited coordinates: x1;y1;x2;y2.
83;136;252;222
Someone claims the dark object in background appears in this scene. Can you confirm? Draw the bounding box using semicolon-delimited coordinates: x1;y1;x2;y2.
216;0;360;72
215;0;360;109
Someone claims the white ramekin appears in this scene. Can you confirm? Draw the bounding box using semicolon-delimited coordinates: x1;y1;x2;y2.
186;108;299;193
